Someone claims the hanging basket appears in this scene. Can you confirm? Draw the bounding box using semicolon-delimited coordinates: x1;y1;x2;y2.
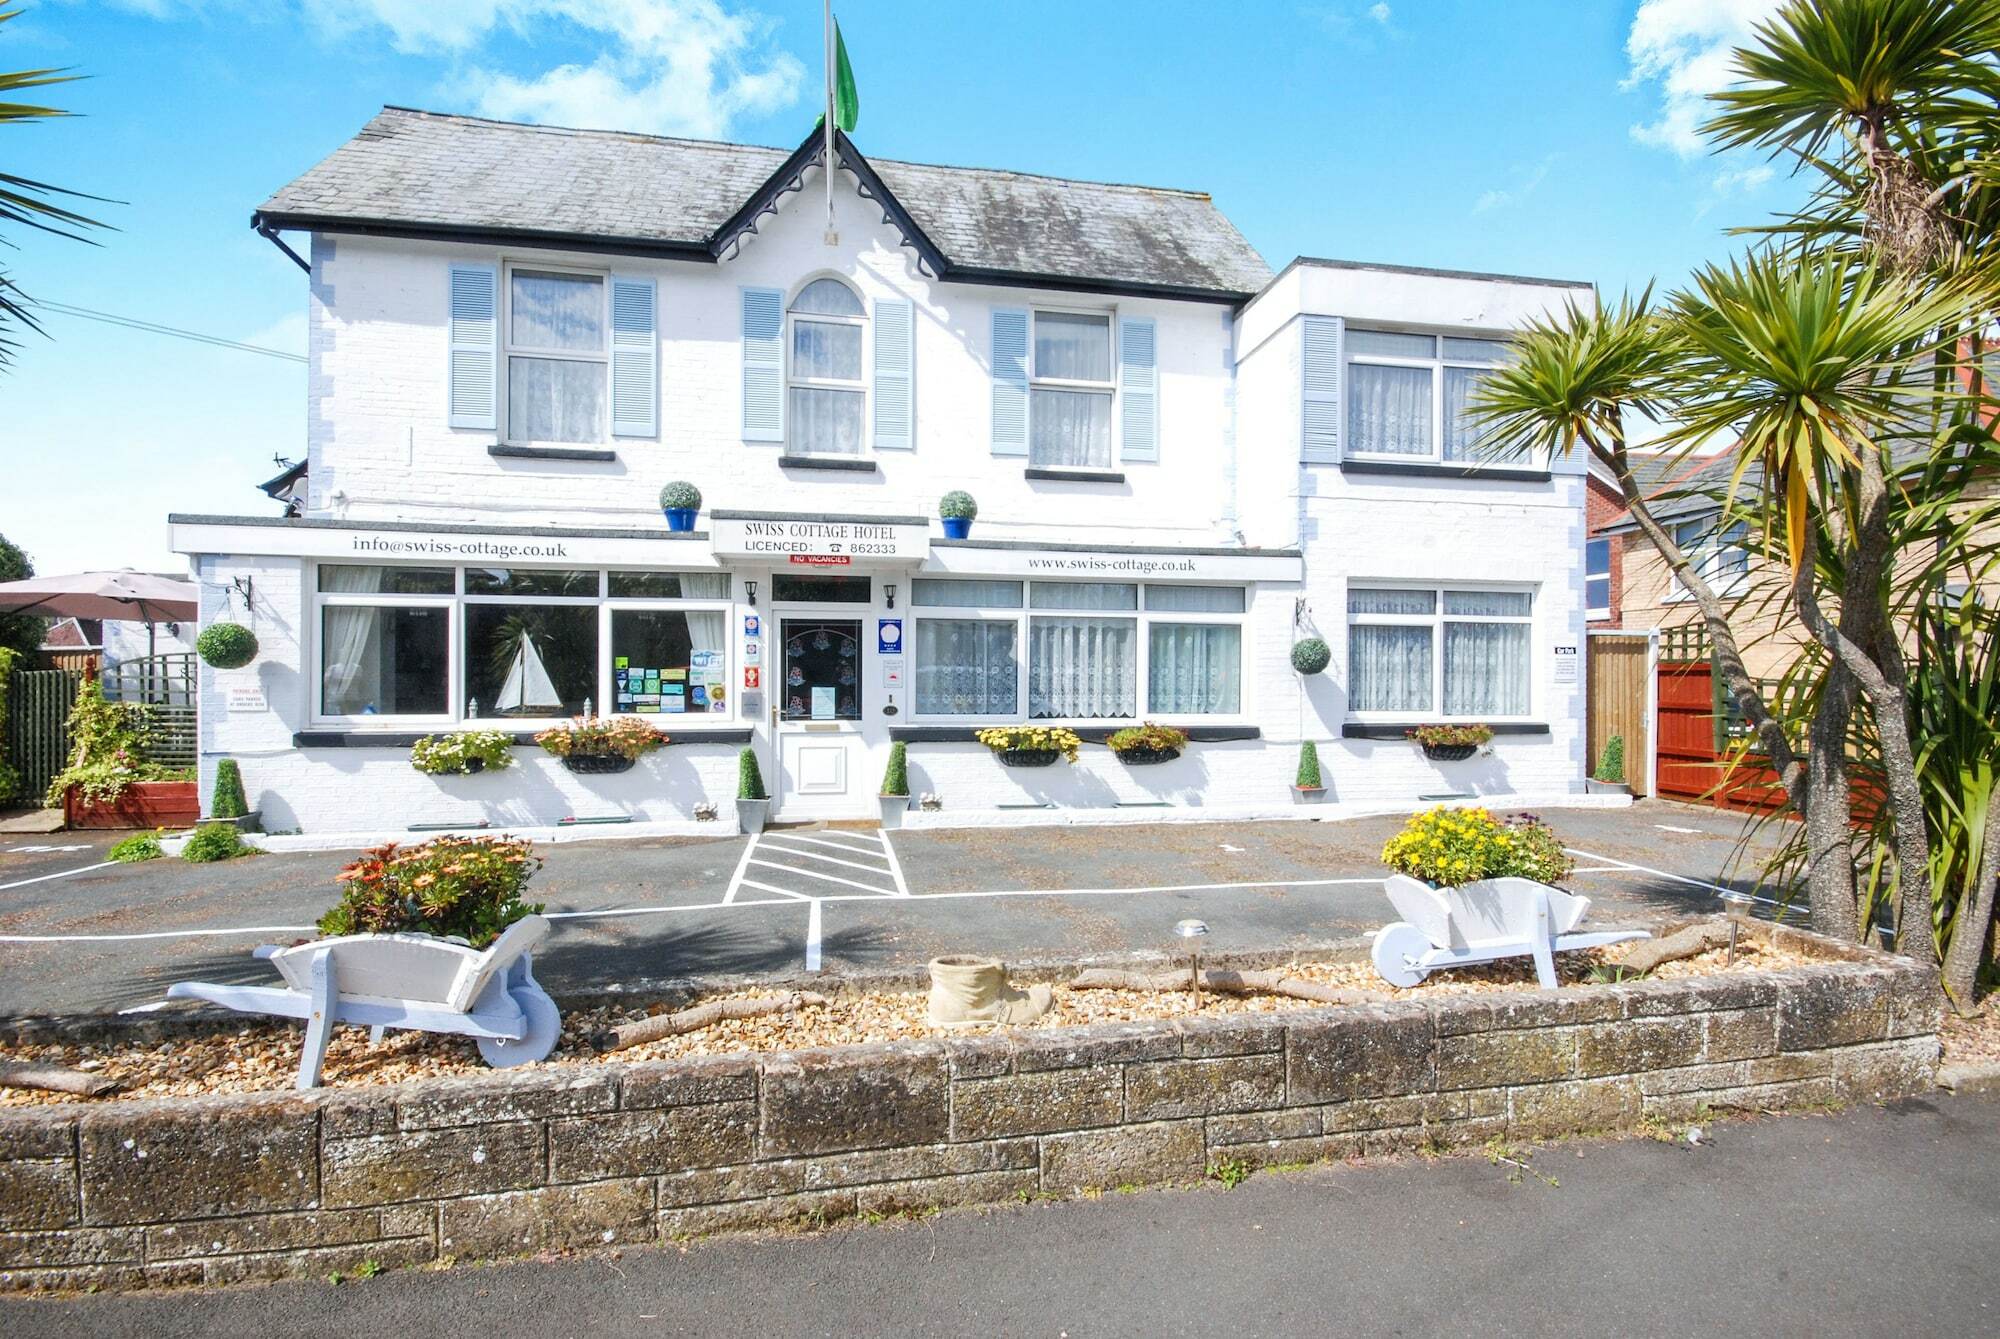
561;752;636;775
1113;746;1182;766
997;748;1062;768
1421;742;1479;763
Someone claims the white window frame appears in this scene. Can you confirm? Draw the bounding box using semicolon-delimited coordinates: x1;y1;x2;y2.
501;263;611;448
1028;306;1118;471
1345;328;1532;468
786;275;869;459
1665;516;1750;602
908;579;1251;726
1346;582;1536;723
1586;538;1613;621
308;565;739;729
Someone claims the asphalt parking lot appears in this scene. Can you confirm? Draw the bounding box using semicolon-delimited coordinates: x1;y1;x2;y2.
0;802;1789;1017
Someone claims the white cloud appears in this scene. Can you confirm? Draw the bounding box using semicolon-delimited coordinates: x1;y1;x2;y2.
1368;2;1391;22
1472;154;1556;216
1623;0;1782;158
1712;163;1774;194
307;0;806;138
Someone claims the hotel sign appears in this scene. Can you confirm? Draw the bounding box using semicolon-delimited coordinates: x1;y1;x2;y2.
708;515;929;563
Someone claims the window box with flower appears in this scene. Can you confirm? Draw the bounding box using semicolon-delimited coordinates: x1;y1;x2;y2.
1105;722;1188;765
1405;722;1494;762
533;716;667;774
975;725;1082;767
410;730;517;776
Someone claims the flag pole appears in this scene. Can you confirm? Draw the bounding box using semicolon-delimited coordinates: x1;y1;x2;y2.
823;0;836;241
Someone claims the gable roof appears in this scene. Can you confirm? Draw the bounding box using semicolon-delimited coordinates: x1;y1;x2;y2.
253;108;1274;302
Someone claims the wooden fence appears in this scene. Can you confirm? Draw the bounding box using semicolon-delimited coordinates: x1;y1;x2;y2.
4;668;83;805
100;652;197;769
1586;632;1651;796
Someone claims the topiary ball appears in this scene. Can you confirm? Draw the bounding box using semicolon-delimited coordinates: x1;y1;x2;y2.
197;622;259;670
1290;637;1331;676
938;489;978;521
658;480;702;511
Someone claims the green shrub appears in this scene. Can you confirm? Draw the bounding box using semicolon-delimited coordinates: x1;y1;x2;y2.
318;835;542;948
881;740;909;797
182;822;253;863
1593;735;1627;784
938;489;978;520
738;746;767;800
44;679;185;807
108;832;162;862
0;646;19;804
1295;740;1322;789
658;480;703;511
195;622;258;669
210;759;248;819
1290;638;1332;676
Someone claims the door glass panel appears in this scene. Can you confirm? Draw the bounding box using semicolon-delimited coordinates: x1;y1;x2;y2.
780;619;863;721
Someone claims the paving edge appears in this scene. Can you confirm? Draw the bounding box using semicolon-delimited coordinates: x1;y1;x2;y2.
1937;1061;2000;1094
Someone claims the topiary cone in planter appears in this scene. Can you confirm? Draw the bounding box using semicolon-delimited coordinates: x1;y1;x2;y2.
1587;734;1631;796
939;490;977;540
879;740;909;829
205;758;261;833
736;746;770;834
659;481;703;532
1292;739;1328;804
196;622;258;670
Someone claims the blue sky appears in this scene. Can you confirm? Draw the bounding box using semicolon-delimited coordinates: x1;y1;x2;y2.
1;0;1795;574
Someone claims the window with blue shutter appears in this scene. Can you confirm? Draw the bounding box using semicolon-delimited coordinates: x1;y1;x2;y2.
741;286;784;443
1118;316;1157;462
609;275;657;439
873;297;914;450
448;264;498;431
990;308;1029;457
1301;315;1343;462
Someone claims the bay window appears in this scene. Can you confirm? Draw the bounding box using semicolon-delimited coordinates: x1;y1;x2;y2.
1347;329;1516;464
1348;585;1533;719
911;580;1247;722
788;278;866;456
1030;310;1114;468
506;268;607;445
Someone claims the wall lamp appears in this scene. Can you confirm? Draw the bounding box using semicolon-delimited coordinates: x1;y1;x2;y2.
884;583;897;610
744;580;758;607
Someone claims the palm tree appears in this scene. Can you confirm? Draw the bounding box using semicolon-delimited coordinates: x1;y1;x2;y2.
0;2;107;366
1704;0;2000;271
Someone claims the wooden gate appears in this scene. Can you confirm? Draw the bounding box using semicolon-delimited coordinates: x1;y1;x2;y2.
1654;626;1791;813
1586;632;1651;796
4;668;83;805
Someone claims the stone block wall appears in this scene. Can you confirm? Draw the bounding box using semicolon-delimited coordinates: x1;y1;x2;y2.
0;929;1939;1291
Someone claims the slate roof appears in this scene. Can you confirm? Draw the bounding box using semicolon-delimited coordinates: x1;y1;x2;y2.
256;107;1274;299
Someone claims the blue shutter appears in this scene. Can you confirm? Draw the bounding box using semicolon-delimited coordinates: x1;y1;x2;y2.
873;297;914;450
609;275;657;439
741;286;784;443
1301;315;1343;462
1118;316;1158;462
990;308;1029;457
448;263;498;431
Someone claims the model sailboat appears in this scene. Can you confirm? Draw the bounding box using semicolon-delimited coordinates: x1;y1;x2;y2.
495;630;563;714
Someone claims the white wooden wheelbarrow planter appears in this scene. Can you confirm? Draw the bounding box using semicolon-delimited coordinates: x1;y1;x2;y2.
166;915;561;1089
1371;874;1649;989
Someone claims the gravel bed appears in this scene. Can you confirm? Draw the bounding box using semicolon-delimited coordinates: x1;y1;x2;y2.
1940;999;2000;1066
0;939;1807;1107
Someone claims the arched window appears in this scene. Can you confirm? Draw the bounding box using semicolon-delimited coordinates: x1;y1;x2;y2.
788;278;866;456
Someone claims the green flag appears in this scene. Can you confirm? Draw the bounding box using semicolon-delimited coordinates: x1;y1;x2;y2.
816;18;859;133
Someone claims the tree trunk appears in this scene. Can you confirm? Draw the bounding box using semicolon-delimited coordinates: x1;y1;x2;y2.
0;1062;120;1097
1067;968;1383;1006
1617;919;1735;975
597;992;830;1051
1940;780;2000;1013
1803;664;1860;941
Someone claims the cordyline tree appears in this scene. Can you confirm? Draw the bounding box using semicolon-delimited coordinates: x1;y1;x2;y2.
1475;0;2000;1009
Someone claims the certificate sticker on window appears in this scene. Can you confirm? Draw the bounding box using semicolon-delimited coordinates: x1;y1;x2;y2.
811;686;836;719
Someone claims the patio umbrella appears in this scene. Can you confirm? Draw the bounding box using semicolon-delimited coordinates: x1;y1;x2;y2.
0;571;197;624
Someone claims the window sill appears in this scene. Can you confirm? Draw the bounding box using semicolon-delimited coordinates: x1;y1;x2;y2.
889;725;1260;744
1340;721;1550;740
1337;459;1551;483
780;455;878;473
1024;468;1126;484
295;727;752;748
489;444;619;463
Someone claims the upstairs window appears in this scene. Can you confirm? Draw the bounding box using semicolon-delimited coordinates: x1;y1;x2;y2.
1347;329;1515;464
1668;516;1750;600
506;268;607;445
788;278;866;456
1586;538;1612;619
1348;585;1533;719
1031;310;1114;468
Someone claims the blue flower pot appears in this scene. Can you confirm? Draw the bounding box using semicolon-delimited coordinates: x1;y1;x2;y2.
941;516;972;539
664;507;698;532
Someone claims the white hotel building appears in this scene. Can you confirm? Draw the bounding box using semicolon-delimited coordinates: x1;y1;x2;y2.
172;108;1594;833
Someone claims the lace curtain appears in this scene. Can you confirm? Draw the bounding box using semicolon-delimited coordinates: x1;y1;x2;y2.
1348;625;1432;713
915;620;1018;716
1148;623;1241;714
1029;617;1135;718
1347;363;1432;456
321;566;385;714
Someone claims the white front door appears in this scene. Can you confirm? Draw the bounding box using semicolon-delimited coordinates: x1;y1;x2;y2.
773;613;869;820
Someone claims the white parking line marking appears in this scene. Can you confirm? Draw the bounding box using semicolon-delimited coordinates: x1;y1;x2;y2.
879;829;911;897
1653;824;1705;834
1564;847;1776;910
721;834;759;905
735;879;817;903
0;862;119;891
804;899;822;972
747;859;897;895
756;840;895;876
0;925;314;943
768;832;887;857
